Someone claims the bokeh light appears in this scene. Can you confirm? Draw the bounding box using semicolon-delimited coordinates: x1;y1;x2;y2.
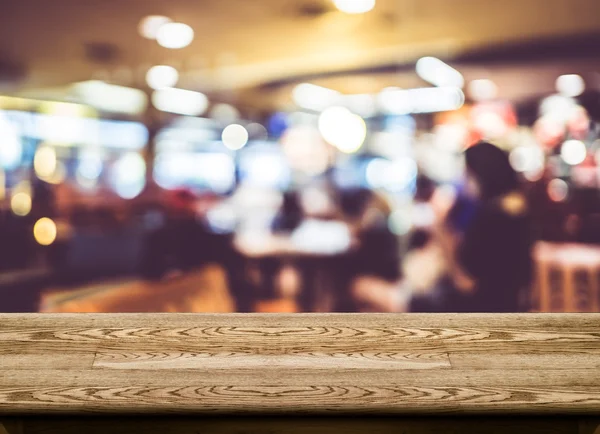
10;192;32;217
34;218;58;246
468;79;498;102
416;57;465;88
152;88;209;116
146;65;179;90
138;15;172;40
556;74;585;98
318;106;366;153
509;146;545;173
333;0;376;14
34;146;57;179
221;124;249;150
110;153;147;199
0;115;22;170
547;179;569;202
156;22;194;49
561;140;587;165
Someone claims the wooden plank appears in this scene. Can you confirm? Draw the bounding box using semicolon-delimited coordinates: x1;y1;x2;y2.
2;368;600;388
0;353;94;370
15;417;584;434
1;384;599;415
93;351;452;370
449;352;600;370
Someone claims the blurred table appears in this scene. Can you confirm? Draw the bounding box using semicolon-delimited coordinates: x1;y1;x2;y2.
533;242;600;312
233;220;357;312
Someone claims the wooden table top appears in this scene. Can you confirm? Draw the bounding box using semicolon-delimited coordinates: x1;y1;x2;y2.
1;313;600;416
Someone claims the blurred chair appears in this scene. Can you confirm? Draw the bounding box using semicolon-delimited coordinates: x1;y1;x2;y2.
533;242;600;312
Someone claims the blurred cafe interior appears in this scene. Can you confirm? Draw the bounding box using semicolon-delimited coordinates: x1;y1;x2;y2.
1;0;600;313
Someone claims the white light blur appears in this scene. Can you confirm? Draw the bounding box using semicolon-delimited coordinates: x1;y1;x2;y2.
0;115;22;170
206;204;237;234
241;153;289;188
378;87;464;115
292;83;341;112
344;94;377;118
556;74;585;98
70;81;148;115
11;192;32;217
366;157;417;192
210;104;240;124
247;123;269;140
153;153;235;193
221;124;249;150
77;149;103;183
34;146;57;179
509;146;545;173
291;220;351;254
110;153;147;199
561;140;587;165
468;79;498;102
139;15;172;39
34;218;57;246
416;57;464;88
333;0;376;14
156;22;194;49
318;106;366;153
281;126;330;175
146;65;179;90
152;88;209;116
388;210;412;236
547;179;569;202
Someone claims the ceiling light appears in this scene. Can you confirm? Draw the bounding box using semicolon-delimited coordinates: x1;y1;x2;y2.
152;88;209;116
146;65;179;90
416;57;464;88
292;83;341;112
333;0;376;14
156;22;194;49
138;15;172;40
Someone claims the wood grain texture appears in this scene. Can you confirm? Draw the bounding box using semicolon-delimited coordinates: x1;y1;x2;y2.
0;314;599;415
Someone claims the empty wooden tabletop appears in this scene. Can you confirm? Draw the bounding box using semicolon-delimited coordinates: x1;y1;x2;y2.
0;313;599;415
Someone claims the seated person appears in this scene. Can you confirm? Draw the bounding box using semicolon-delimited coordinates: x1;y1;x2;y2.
353;142;534;313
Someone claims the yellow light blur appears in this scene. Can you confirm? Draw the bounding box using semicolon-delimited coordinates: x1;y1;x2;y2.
318;107;366;154
45;161;67;185
222;124;249;150
11;192;32;217
34;146;57;179
156;22;194;49
333;0;376;14
34;218;57;246
146;65;179;90
138;15;172;40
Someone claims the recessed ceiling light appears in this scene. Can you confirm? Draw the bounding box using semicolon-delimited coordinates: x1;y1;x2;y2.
138;15;172;40
156;23;194;49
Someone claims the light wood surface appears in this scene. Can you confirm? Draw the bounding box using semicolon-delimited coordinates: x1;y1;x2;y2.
0;314;599;415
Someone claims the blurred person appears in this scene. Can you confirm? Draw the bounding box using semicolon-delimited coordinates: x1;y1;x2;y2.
342;188;401;310
141;188;203;280
354;142;534;313
272;190;303;233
